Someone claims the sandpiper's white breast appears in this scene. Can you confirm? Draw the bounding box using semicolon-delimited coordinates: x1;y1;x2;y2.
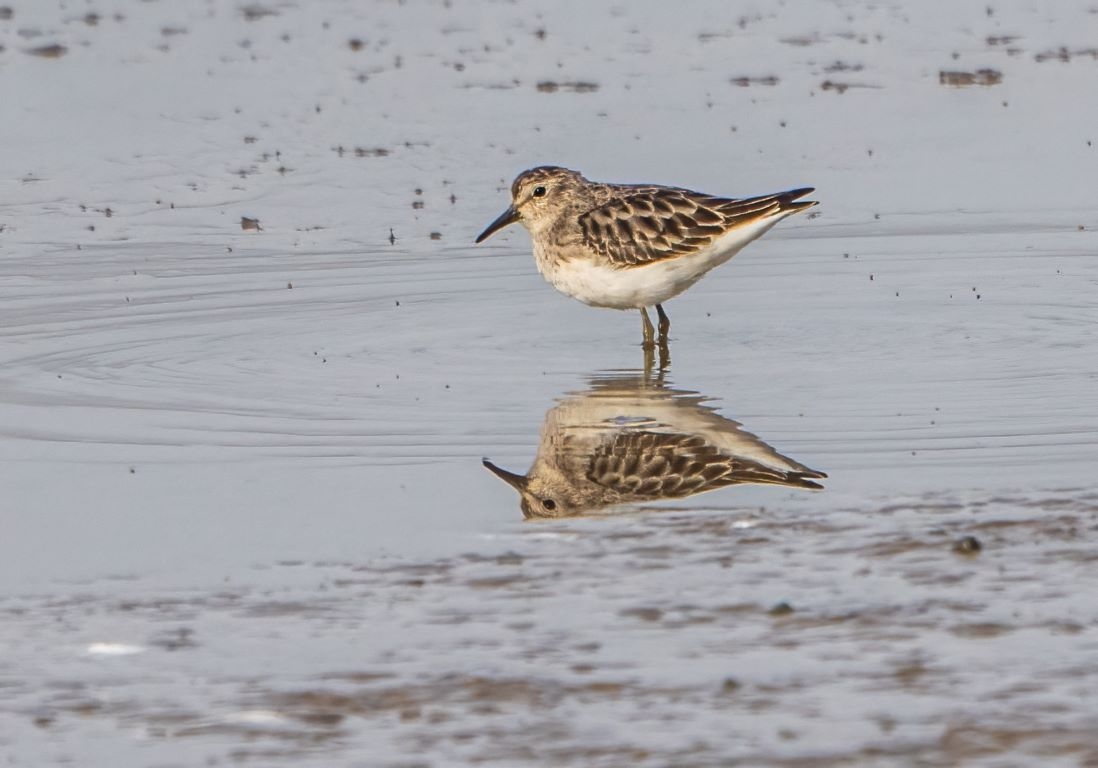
532;214;787;309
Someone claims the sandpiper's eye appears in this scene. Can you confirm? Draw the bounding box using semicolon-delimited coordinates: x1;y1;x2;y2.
532;186;547;198
541;498;556;511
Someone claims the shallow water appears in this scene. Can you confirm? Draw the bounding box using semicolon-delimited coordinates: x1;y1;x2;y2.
2;0;1098;765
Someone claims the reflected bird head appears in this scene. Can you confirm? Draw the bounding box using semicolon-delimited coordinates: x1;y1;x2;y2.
474;166;587;243
482;458;574;519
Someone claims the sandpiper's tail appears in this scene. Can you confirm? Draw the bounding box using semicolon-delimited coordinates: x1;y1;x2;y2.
714;187;817;226
718;460;828;491
785;466;828;491
744;455;828;490
773;187;818;215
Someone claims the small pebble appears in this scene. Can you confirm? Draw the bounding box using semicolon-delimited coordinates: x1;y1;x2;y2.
953;535;982;555
769;601;794;616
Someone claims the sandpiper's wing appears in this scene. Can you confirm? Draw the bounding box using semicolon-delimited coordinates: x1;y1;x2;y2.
577;187;816;267
586;430;826;500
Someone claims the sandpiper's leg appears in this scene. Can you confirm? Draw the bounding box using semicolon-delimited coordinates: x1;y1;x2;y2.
656;303;670;339
640;308;655;348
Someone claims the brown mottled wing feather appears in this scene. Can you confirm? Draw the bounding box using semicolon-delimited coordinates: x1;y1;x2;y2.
578;187;816;267
586;431;825;499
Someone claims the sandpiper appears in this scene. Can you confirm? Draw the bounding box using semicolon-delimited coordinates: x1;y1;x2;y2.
475;166;817;346
483;374;826;518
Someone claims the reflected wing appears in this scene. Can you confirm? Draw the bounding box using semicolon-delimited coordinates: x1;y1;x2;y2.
586;431;825;498
577;187;816;267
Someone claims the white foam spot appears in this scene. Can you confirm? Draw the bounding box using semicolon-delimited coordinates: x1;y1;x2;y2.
227;710;290;726
85;642;145;657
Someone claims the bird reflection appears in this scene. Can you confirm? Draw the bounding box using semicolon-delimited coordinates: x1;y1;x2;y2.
484;372;826;518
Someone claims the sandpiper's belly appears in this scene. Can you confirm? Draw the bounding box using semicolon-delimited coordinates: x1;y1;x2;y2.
535;244;743;309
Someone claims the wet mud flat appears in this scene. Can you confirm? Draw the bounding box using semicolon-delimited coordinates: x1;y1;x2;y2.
3;491;1098;766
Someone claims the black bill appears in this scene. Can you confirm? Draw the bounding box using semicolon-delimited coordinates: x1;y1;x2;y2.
482;459;527;491
474;205;520;243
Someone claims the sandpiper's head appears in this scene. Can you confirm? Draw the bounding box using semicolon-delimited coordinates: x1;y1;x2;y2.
475;166;586;243
482;458;578;518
